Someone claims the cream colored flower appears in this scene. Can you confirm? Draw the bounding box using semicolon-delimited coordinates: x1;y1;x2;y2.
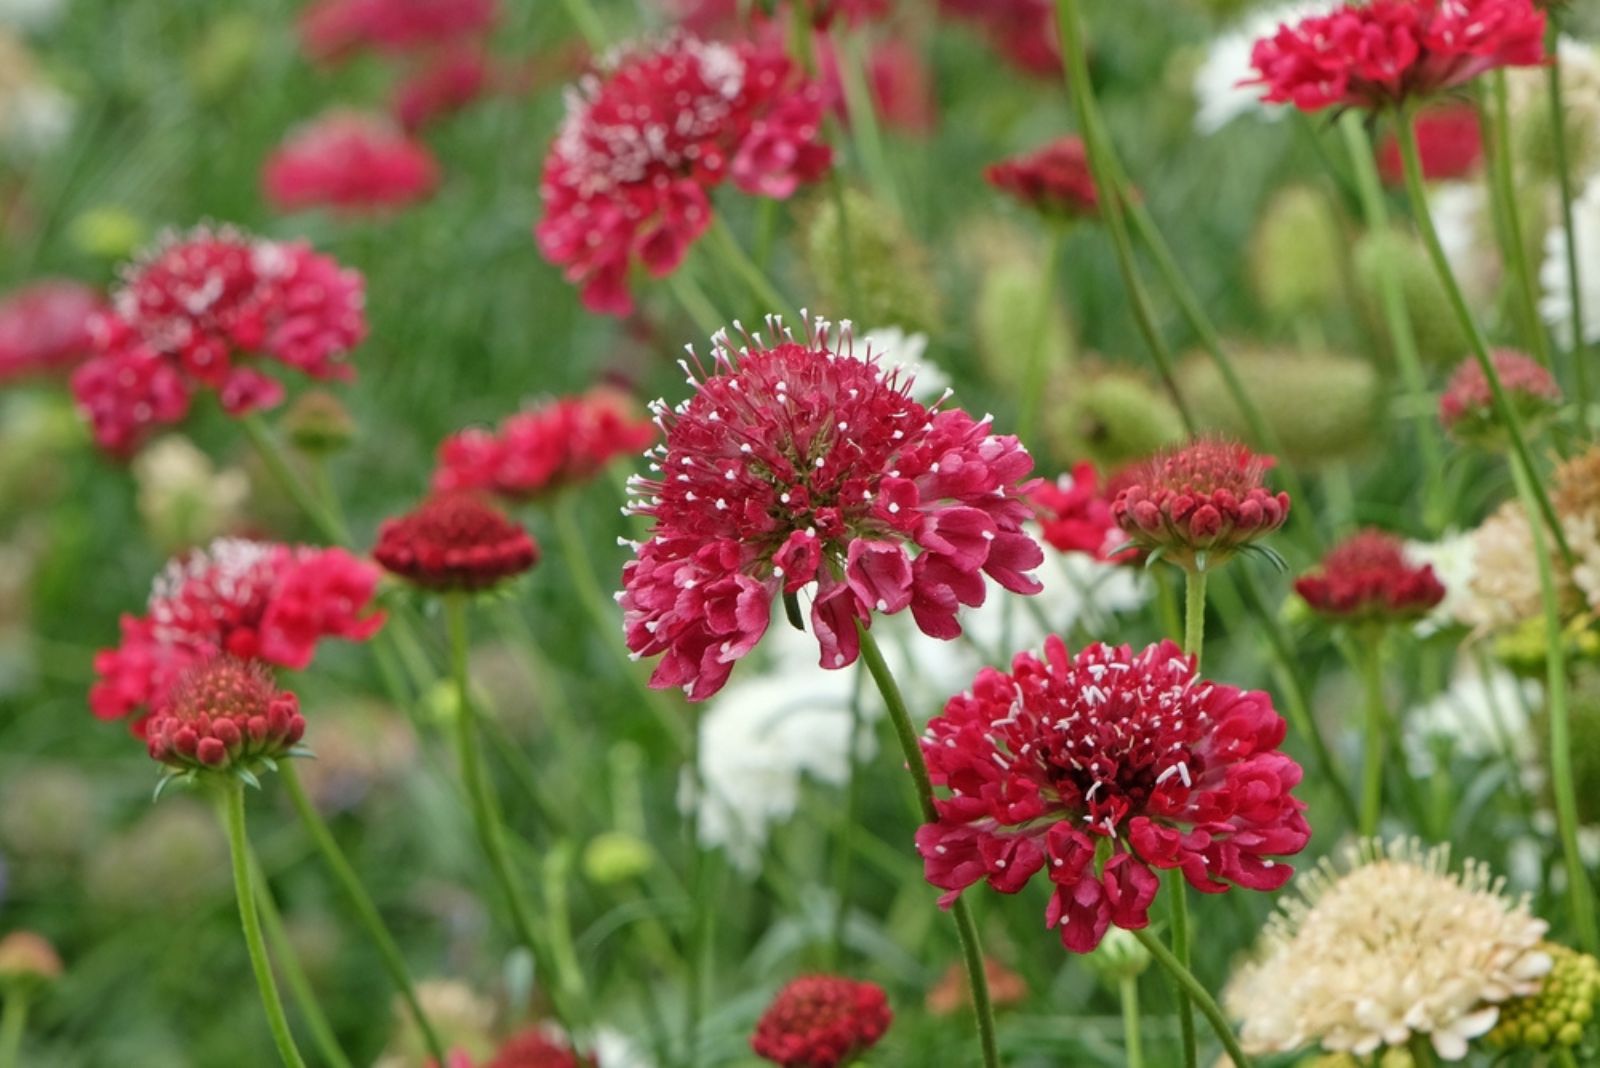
1462;501;1561;632
132;435;249;552
1227;839;1551;1062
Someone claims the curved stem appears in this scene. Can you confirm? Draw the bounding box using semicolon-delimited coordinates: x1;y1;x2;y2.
1357;638;1387;839
1129;927;1252;1068
856;624;1001;1068
279;762;446;1065
557;0;606;50
239;413;351;546
220;781;308;1068
1485;72;1551;367
1166;871;1196;1068
1407;1034;1439;1067
1548;47;1591;432
707;216;802;325
0;991;28;1068
253;850;356;1068
1119;975;1144;1068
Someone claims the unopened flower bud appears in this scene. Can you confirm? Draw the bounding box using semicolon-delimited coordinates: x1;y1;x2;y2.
1249;185;1344;322
1354;228;1472;366
801;187;938;334
281;389;356;455
582;831;653;885
1487;942;1600;1050
1043;367;1184;470
1085;926;1151;984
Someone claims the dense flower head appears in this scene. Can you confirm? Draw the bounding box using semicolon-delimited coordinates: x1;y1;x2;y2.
373;491;539;591
70;225;367;455
938;0;1059;78
536;33;831;315
1439;348;1561;442
483;1028;593;1068
298;0;498;63
1486;943;1600;1051
0;279;103;383
393;48;493;131
1294;528;1447;623
916;636;1309;953
1030;462;1134;562
433;388;657;500
620;316;1044;701
750;975;892;1068
1377;103;1484;186
1247;0;1547;113
263;110;439;214
984;137;1102;219
1111;438;1289;570
144;657;305;772
1226;839;1552;1061
90;538;385;730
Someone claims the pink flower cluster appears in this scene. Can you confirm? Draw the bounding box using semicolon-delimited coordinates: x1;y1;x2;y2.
144;657;306;773
938;0;1059;78
916;637;1310;952
536;34;831;316
1439;348;1561;440
620;320;1043;700
750;975;893;1068
264;110;440;214
1030;463;1131;562
1294;528;1447;623
299;0;498;63
91;538;385;732
1248;0;1546;113
70;227;367;456
433;388;658;500
0;280;104;384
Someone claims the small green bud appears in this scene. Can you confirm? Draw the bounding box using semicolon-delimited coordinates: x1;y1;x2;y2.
1043;366;1185;470
1487;943;1600;1050
582;831;654;885
973;258;1074;395
1085;926;1150;984
68;206;146;261
281;390;357;455
1249;185;1346;323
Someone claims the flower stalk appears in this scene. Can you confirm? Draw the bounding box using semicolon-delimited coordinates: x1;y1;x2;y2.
1128;927;1252;1068
253;850;355;1068
1483;71;1550;367
1357;636;1388;838
0;991;28;1068
1548;46;1591;432
1119;975;1145;1068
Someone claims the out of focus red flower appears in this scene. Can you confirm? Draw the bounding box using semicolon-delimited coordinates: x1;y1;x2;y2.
751;975;892;1067
0;280;104;383
264;110;439;214
985;137;1102;220
1438;348;1561;443
938;0;1058;78
299;0;498;63
1294;528;1446;623
393;48;493;131
483;1028;592;1068
144;657;306;773
373;492;539;591
1031;463;1134;562
1376;104;1484;186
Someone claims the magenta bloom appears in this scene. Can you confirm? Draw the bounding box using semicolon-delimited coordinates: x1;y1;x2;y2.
1247;0;1546;113
1439;348;1561;441
620;319;1043;700
393;48;493;131
536;34;831;316
69;226;366;455
0;280;104;384
916;636;1310;952
299;0;498;63
264;110;439;214
90;538;385;732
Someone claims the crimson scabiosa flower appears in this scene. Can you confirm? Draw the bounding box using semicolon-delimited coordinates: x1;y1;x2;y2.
1295;528;1447;624
1030;462;1134;562
374;491;539;592
70;225;366;455
535;33;831;315
1377;103;1484;186
1247;0;1546;113
619;317;1044;700
483;1028;593;1068
0;279;103;383
915;636;1310;953
144;656;306;776
299;0;498;64
263;110;439;214
750;975;892;1068
984;137;1102;220
90;538;385;730
1439;348;1561;444
433;388;657;500
1111;438;1290;572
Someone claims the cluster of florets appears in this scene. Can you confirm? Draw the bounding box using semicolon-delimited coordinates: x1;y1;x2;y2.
264;109;439;214
1030;462;1134;562
70;226;366;455
1295;528;1447;624
750;975;893;1068
984;137;1102;219
1439;349;1562;444
373;491;539;591
144;657;306;774
536;33;831;315
619;316;1043;700
433;388;657;500
916;636;1309;952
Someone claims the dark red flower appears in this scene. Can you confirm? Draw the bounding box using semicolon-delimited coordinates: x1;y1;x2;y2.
1030;463;1138;562
916;636;1309;953
0;280;104;383
1294;528;1446;623
299;0;498;63
433;387;657;500
985;137;1103;219
1247;0;1546;113
866;39;936;136
264;110;440;214
620;319;1043;701
373;492;539;591
483;1028;592;1068
1111;439;1289;571
144;657;306;772
1376;103;1484;186
393;48;493;131
750;975;892;1068
536;33;831;316
1438;348;1561;442
938;0;1059;78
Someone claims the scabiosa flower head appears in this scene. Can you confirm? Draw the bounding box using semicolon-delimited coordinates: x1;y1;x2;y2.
393;48;493;132
263;110;439;214
1111;438;1290;572
298;0;498;63
144;656;306;773
984;137;1101;220
1247;0;1547;113
1438;348;1561;444
1226;839;1552;1061
90;538;386;729
1031;463;1134;563
915;636;1310;953
536;33;831;315
1377;103;1484;186
620;316;1044;700
0;279;103;383
750;975;892;1068
373;492;539;591
1294;528;1447;624
1486;942;1600;1051
433;388;657;500
484;1028;594;1068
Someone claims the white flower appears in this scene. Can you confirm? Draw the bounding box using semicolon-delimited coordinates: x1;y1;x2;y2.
1191;2;1330;135
861;325;947;403
593;1027;654;1068
1542;173;1600;348
0;0;67;31
1405;532;1477;636
1403;658;1539;776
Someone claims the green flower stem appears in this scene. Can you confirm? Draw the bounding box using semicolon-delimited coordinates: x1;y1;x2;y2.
239;412;352;546
1357;637;1388;839
541;844;594;1033
833;29;902;220
0;990;28;1068
830;665;870;967
1408;1034;1439;1067
1166;870;1197;1068
1128;927;1251;1068
220;780;308;1068
1393;109;1574;567
1337;112;1449;529
1485;72;1551;367
856;623;1001;1068
1509;455;1599;954
557;0;606;50
278;763;445;1065
1182;569;1207;666
668;271;725;336
708;216;803;326
1119;975;1145;1068
252;850;356;1068
1053;0;1195;433
1018;228;1064;445
1549;48;1591;433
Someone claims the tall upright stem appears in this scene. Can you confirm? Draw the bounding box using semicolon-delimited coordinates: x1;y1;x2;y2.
1128;928;1252;1068
239;413;352;546
1018;229;1064;444
0;992;28;1068
1182;569;1207;667
1357;638;1388;839
1170;566;1209;1068
1485;72;1551;367
856;623;1001;1068
1548;48;1592;433
253;851;355;1068
220;781;308;1068
1119;975;1145;1068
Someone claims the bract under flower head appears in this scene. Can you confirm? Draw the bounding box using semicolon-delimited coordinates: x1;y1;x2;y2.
620;315;1043;700
1439;348;1561;444
916;636;1309;953
144;656;306;774
263;109;439;214
750;975;892;1068
1295;528;1447;624
373;491;539;591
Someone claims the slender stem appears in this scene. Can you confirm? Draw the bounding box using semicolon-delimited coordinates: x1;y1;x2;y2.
1485;72;1551;367
239;413;351;546
1018;228;1064;444
1549;49;1591;433
540;844;593;1027
1509;455;1599;954
1167;871;1197;1068
1393;109;1574;566
1119;975;1145;1068
1053;0;1195;432
278;763;446;1065
556;0;606;50
1407;1034;1438;1067
708;216;802;325
1555;1048;1581;1068
856;623;1001;1068
834;30;901;219
1357;638;1388;839
829;665;869;966
1129;927;1251;1068
1182;569;1207;667
668;271;724;336
220;781;308;1068
0;991;28;1068
253;851;356;1068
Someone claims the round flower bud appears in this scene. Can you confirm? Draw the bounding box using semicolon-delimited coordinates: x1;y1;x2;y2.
582;831;653;886
373;492;539;592
751;975;892;1068
0;931;62;987
1354;228;1473;366
1086;926;1152;984
1043;367;1185;471
801;187;939;334
1486;943;1600;1050
281;389;357;455
144;657;306;775
1249;185;1345;322
1439;349;1561;446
